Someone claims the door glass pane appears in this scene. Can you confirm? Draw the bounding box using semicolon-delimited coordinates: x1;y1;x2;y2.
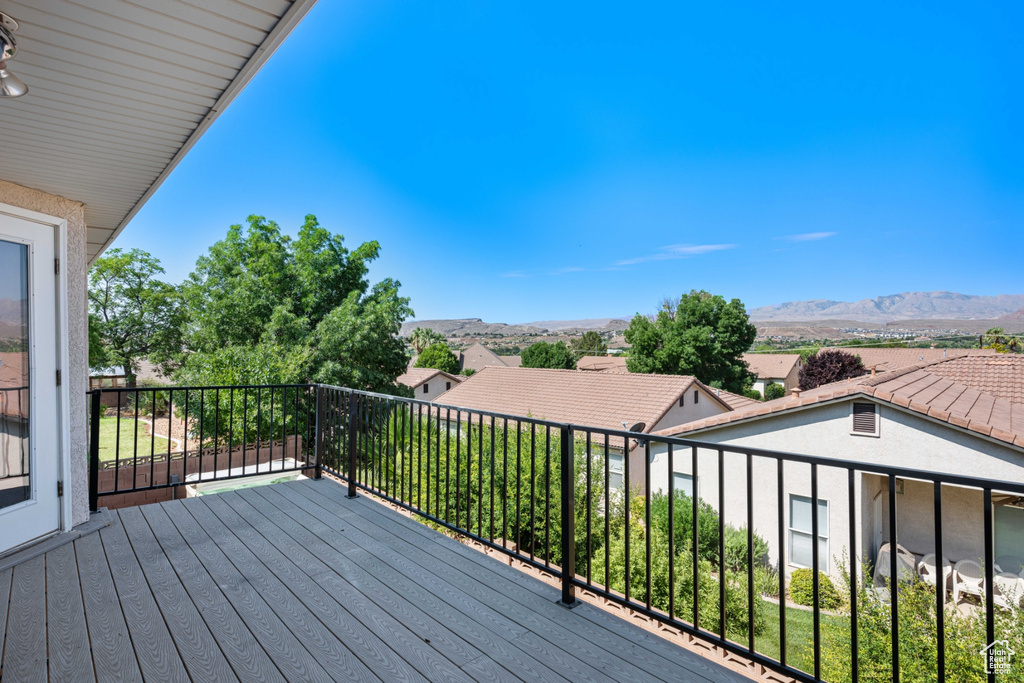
0;240;29;510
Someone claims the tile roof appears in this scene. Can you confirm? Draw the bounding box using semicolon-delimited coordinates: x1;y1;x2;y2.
396;367;462;388
459;343;515;373
576;356;629;372
742;353;801;379
500;355;523;368
658;359;1024;450
923;354;1024;405
434;366;712;436
818;347;996;373
712;388;762;411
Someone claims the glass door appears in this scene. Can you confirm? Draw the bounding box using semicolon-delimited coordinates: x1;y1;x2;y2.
0;213;59;553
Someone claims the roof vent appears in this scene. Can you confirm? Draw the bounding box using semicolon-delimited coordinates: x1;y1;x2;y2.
791;387;802;398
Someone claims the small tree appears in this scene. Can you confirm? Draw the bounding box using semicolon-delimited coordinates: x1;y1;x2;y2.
409;327;445;354
415;342;460;374
522;341;576;369
569;331;608;361
799;350;865;389
982;327;1023;353
764;383;787;400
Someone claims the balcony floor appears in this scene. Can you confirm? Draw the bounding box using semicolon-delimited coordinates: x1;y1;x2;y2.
0;478;748;682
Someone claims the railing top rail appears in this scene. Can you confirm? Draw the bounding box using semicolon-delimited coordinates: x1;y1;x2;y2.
90;383;317;393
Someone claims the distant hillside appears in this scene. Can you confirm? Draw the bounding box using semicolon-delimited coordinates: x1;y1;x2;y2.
750;292;1024;323
400;319;547;337
1001;307;1024;321
400;317;628;337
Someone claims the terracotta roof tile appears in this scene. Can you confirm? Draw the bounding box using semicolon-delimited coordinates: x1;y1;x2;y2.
396;367;462;388
576;356;628;372
819;347;996;374
742;353;801;379
434;366;715;435
657;357;1024;450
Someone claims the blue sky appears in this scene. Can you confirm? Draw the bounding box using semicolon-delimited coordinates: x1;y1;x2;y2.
114;1;1024;323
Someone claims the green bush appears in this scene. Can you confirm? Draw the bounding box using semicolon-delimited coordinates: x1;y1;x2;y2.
789;568;842;611
723;525;770;572
764;383;787;400
415;342;460;374
743;388;764;401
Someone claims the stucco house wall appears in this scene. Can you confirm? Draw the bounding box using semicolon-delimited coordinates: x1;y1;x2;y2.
413;376;458;402
647;398;1024;580
0;180;89;526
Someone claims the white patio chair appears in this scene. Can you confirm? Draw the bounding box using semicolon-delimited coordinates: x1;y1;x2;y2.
953;559;984;603
994;572;1024;610
918;553;953;593
874;543;917;586
995;555;1024;575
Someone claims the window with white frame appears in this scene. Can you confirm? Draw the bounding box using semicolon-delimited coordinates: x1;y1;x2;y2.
608;453;624;490
673;472;695;498
789;494;829;572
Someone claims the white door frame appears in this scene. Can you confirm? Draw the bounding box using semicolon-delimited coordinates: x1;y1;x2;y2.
0;201;72;539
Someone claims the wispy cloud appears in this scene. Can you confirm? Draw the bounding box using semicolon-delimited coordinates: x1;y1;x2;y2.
615;243;737;266
778;232;837;242
550;266;585;275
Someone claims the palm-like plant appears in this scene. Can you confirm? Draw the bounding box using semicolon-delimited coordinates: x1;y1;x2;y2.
409;327;445;354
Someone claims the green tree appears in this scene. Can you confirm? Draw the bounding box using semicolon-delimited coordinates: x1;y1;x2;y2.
414;342;460;374
521;340;576;369
569;331;608;361
87;313;109;369
764;383;787;400
88;248;185;383
624;290;757;393
982;327;1023;353
408;327;445;354
178;215;411;394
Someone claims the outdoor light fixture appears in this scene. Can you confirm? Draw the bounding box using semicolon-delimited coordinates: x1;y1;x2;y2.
0;12;27;97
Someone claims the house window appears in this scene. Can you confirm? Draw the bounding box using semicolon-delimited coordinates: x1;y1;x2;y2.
995;504;1024;572
673;473;694;498
852;403;878;435
693;390;699;404
679;395;684;407
608;453;624;490
446;381;452;390
789;494;829;572
423;384;429;394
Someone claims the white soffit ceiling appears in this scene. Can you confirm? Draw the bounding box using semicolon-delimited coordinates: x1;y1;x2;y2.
0;0;318;263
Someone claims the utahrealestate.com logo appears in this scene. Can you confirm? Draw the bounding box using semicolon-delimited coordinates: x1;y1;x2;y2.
981;639;1015;675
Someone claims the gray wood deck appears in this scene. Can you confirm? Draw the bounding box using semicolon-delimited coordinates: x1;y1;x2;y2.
0;478;750;682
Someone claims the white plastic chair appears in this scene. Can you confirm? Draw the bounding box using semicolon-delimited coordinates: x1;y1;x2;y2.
874;543;917;586
918;553;953;593
994;572;1024;610
953;559;984;603
995;555;1024;575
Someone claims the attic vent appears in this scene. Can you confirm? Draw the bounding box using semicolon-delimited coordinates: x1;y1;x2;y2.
852;403;877;434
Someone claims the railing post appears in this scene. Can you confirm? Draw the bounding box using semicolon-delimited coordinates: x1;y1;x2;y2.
347;392;359;498
314;385;323;480
559;424;577;607
88;390;101;512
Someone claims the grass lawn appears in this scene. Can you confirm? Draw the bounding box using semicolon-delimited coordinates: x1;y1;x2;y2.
98;416;172;463
756;601;846;676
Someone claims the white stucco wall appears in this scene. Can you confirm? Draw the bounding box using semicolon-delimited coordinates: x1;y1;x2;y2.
0;180;89;526
645;398;1024;580
414;376;458;402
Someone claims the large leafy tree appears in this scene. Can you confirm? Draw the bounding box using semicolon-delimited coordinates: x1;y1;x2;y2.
624;290;757;393
414;342;460;374
88;248;185;383
178;215;411;393
521;341;576;369
569;331;608;361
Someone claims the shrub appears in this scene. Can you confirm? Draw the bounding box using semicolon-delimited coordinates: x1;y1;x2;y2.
415;342;460;374
789;568;842;611
521;341;576;369
799;350;865;389
723;525;770;573
461;368;476;377
764;383;787;400
743;388;764;401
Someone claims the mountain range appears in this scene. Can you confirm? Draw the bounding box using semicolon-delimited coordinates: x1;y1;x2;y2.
748;292;1024;323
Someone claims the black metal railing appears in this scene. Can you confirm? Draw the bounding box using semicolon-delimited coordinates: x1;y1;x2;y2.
88;382;1024;683
88;384;318;510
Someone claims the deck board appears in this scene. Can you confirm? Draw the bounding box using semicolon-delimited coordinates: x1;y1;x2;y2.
45;543;94;681
0;477;753;682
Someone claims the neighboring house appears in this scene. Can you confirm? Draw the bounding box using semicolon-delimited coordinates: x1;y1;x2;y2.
742;353;801;395
458;342;521;373
576;356;629;373
396;367;462;401
435;366;736;489
650;354;1024;582
817;346;997;375
0;0;317;555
